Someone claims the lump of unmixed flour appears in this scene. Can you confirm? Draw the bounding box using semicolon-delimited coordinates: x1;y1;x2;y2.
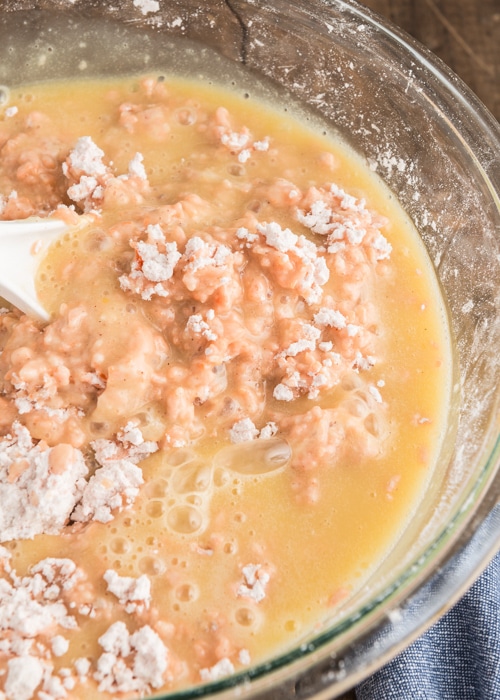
0;422;88;542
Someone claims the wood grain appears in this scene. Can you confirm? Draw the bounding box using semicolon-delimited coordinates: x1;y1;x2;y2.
358;0;500;121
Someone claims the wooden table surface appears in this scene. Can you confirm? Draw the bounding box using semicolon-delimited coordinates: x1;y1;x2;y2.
330;6;498;700
360;0;500;122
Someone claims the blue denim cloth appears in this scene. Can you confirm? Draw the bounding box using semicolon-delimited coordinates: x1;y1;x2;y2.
356;549;500;700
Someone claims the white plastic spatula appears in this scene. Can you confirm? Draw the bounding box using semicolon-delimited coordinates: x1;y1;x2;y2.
0;217;70;321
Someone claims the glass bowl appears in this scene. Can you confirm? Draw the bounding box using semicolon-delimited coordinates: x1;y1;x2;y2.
0;1;499;698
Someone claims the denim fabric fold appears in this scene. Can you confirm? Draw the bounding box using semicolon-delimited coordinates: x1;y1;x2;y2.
356;550;500;700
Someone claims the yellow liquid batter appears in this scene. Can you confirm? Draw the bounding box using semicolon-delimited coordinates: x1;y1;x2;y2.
0;74;452;698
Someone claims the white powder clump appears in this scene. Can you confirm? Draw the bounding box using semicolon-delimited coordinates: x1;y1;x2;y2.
371;231;393;260
259;422;278;440
229;419;279;443
136;227;181;283
133;0;160;14
313;307;347;330
94;421;159;466
51;635;70;657
40;674;68;698
183;236;232;275
273;384;294;402
186;314;218;342
219;120;270;163
229;418;259;444
239;649;251;665
4;655;44;700
329;183;365;211
236;226;258;246
71;457;143;524
131;626;168;689
120;224;181;300
64;136;107;178
104;570;151;613
64;138;150;213
94;621;168;694
296;199;335;235
0;422;88;542
221;131;250;151
253;138;270;152
127;152;147;180
0;557;81;676
74;657;91;680
237;564;270;603
63;136;109;211
257;221;298;252
67;174;98;202
296;184;392;263
200;657;235;682
119;421;145;448
278;324;321;358
72;423;156;524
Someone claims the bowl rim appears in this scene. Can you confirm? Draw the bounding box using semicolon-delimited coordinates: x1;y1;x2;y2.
0;1;499;698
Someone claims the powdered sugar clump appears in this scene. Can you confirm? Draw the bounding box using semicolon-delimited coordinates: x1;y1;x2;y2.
200;657;235;682
94;621;168;694
104;570;151;614
0;557;80;638
273;384;294;402
229;418;279;443
313;307;347;330
82;464;138;522
64;137;150;213
133;0;160;15
0;422;88;542
229;418;260;444
296;184;392;261
119;224;181;300
4;656;45;700
63;136;107;178
127;152;148;180
72;424;157;524
237;564;270;603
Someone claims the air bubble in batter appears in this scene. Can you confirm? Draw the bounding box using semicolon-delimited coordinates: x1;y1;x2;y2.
167;504;203;534
139;555;166;576
175;107;197;126
175;583;198;602
364;413;382;437
235;607;256;627
145;478;169;499
213;438;291;476
110;537;131;554
171;460;212;494
213;467;230;488
146;500;165;518
223;541;237;555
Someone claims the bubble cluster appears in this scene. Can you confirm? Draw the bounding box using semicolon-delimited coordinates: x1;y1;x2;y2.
141;437;291;537
339;371;387;441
